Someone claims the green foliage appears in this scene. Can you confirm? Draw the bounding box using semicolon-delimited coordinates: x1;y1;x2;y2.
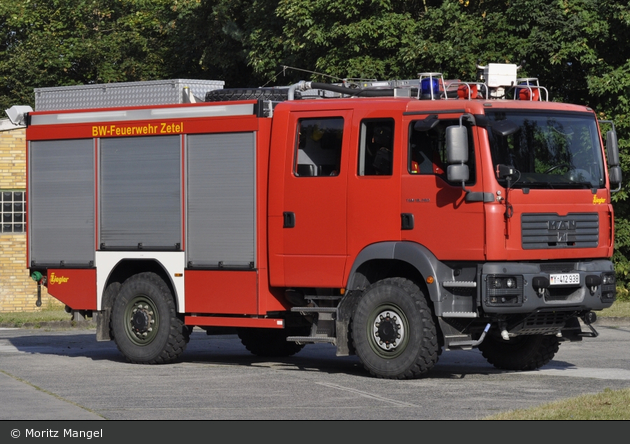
0;309;70;327
485;387;630;420
0;0;202;110
616;288;630;303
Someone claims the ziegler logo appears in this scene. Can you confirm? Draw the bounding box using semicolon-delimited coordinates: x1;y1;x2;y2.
49;273;69;285
593;195;606;205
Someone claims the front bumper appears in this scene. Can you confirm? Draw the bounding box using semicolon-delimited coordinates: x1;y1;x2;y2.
480;259;616;314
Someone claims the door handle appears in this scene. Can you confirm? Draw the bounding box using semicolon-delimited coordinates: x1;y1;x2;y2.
401;213;414;230
283;212;295;228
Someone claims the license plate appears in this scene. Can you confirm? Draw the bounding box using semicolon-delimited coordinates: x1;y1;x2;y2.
550;273;580;285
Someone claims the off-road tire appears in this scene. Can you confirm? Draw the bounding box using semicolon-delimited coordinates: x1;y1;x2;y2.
237;327;307;357
111;272;189;364
351;277;439;379
478;334;560;371
205;87;301;102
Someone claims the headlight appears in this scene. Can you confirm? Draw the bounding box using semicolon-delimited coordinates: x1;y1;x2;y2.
602;273;616;285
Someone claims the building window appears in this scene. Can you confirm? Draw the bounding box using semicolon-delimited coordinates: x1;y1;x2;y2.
1;190;26;233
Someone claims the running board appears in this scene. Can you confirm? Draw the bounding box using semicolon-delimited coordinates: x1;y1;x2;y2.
447;324;490;349
286;336;336;344
287;306;337;345
564;321;598;339
290;306;337;314
439;317;490;350
580;322;599;338
442;281;477;288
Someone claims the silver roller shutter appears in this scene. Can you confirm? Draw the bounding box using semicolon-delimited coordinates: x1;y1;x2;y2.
99;135;181;249
186;132;256;268
29;139;95;267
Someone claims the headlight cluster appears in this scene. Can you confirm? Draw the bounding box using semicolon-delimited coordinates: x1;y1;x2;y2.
486;275;524;306
601;273;616;301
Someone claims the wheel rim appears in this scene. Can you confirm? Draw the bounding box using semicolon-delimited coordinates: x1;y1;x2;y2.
123;294;160;346
367;304;409;358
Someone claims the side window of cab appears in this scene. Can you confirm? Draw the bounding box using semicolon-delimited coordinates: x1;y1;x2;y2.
358;119;395;176
294;117;344;177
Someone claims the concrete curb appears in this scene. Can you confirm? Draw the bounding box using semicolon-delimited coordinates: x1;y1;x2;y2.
0;320;95;330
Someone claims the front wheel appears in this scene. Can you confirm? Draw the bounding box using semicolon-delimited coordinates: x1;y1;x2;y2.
351;278;439;379
111;272;189;364
478;334;560;371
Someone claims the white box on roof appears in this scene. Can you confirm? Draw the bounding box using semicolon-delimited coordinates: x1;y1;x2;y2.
484;64;518;88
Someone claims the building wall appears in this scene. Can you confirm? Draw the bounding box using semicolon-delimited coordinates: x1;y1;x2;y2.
0;128;58;312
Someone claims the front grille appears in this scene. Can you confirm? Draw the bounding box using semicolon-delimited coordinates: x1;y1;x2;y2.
522;213;598;250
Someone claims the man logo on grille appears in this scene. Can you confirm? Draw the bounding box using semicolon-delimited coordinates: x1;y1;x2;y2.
548;220;577;231
548;219;576;243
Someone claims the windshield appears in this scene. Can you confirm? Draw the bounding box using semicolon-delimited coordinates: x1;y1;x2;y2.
486;110;605;189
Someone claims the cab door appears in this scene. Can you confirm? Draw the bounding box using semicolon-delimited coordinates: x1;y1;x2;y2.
279;110;352;287
401;113;486;260
346;117;402;258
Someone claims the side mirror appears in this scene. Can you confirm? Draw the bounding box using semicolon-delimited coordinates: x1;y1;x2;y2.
447;164;469;182
606;130;620;166
609;166;622;190
446;125;468;163
445;124;472;190
604;129;622;192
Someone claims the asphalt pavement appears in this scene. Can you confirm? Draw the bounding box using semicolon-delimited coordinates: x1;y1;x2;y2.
0;316;629;423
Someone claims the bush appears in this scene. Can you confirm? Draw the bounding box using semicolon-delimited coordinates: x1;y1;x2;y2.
616;286;630;302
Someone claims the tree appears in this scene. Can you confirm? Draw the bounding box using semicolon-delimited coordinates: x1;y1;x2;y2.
193;0;277;87
0;0;202;110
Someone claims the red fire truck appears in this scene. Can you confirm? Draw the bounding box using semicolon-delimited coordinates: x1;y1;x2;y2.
3;64;622;379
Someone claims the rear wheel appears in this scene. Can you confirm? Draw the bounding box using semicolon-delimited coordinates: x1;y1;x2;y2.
478;334;560;371
351;278;439;379
111;272;189;364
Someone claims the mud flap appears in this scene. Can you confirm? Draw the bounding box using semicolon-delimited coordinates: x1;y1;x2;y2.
96;309;111;341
